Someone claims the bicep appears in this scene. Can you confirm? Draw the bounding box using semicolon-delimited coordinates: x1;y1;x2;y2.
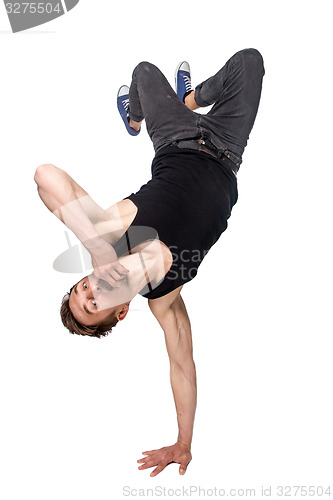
35;164;99;218
70;176;89;198
60;169;110;226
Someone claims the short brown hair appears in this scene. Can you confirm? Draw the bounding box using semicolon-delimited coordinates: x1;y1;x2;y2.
60;290;119;338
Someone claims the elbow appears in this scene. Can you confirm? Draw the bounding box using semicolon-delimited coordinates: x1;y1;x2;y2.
171;360;196;380
34;163;56;187
185;361;197;381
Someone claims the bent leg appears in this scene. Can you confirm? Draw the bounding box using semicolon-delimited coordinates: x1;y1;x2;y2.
195;49;265;158
128;62;199;151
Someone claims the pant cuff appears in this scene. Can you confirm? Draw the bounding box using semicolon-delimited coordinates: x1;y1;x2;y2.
193;85;210;108
128;109;144;123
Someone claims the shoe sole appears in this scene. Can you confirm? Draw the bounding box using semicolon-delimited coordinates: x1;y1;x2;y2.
116;85;140;136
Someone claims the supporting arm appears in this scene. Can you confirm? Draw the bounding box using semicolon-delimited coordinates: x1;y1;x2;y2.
136;288;195;477
149;289;197;449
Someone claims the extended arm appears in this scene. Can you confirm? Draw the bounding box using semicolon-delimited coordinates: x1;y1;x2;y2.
169;295;197;447
137;287;196;477
151;290;197;448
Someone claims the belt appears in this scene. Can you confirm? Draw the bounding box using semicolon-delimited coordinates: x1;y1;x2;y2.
175;139;241;176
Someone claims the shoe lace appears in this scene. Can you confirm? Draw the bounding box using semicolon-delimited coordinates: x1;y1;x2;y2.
183;75;192;92
122;98;129;111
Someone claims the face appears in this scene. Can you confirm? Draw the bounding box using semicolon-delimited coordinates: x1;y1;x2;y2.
68;274;130;327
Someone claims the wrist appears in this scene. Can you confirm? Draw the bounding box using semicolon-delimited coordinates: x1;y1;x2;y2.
177;439;191;451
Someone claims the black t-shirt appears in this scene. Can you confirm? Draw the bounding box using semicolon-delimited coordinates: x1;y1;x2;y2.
113;145;238;299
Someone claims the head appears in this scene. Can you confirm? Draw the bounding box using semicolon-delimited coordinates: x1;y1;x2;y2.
60;274;130;338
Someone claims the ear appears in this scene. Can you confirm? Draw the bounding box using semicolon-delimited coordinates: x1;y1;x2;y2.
117;303;130;322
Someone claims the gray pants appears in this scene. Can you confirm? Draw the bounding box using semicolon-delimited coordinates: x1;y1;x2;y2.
128;48;265;166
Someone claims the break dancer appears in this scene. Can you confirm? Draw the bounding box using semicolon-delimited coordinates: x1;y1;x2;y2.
34;48;265;477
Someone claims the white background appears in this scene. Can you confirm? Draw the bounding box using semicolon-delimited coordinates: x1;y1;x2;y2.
0;0;332;498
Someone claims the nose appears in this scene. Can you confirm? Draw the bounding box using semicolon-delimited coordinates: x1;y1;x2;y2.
91;282;102;296
87;274;101;296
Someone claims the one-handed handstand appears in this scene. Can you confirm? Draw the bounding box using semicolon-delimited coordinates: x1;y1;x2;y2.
35;49;264;477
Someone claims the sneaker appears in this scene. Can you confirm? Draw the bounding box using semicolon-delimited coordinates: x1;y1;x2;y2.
117;85;140;136
175;61;192;102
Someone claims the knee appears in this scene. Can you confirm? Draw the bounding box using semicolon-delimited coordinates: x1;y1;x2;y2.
135;61;154;70
240;48;264;70
133;61;156;77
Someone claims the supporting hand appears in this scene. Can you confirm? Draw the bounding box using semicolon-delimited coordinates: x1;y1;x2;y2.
137;441;192;477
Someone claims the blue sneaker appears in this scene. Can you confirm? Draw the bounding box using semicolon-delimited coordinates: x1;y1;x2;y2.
117;85;140;136
175;61;192;102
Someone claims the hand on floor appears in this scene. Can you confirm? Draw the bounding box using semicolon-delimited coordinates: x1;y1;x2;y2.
137;441;192;477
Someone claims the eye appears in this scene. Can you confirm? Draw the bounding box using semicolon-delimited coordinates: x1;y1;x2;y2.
83;282;88;290
92;300;97;309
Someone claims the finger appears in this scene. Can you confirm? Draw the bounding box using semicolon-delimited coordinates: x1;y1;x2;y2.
105;264;128;279
112;273;126;281
92;270;119;288
107;278;123;287
108;267;125;278
138;459;158;470
142;450;158;455
103;271;126;287
115;263;129;274
137;454;158;462
179;464;187;475
108;269;128;283
93;269;102;279
150;463;167;477
93;268;115;282
137;456;153;463
111;274;127;284
103;276;120;287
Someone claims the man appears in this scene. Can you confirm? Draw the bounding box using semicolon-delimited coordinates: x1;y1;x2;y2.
34;48;265;477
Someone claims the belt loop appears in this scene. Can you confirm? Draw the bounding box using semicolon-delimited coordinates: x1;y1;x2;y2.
224;149;241;171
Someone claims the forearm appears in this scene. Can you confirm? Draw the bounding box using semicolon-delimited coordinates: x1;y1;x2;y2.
170;361;197;448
